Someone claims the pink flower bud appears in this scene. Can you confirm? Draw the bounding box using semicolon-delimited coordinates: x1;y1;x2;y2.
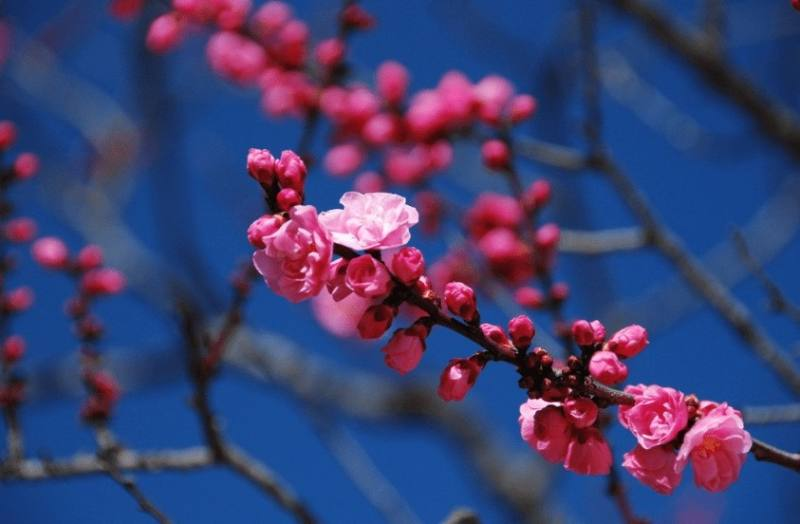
32;237;69;269
253;1;292;37
146;13;185;53
508;94;537;123
326;258;352;302
534;223;560;250
81;371;120;421
508;315;535;349
480;323;515;355
323;143;365;177
382;324;427;375
0;121;17;150
1;335;25;364
376;61;408;105
13;153;39;179
606;324;649;358
571;319;597;346
550;282;569;302
357;304;396;339
514;286;544;309
437;358;482;401
481;139;510;170
340;4;374;29
564;428;612;475
4;218;36;243
247;214;283;248
4;287;33;312
314;38;345;68
622;445;682;495
588;350;628;385
275;149;307;190
345;255;392;298
81;268;127;295
444;281;477;322
76;245;104;271
523;179;551;210
276;187;302;210
563;397;598;428
391;247;425;283
247;148;276;184
353;171;384;193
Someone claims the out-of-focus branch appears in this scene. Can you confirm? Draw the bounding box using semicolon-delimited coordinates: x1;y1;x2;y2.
743;403;800;425
603;0;800;161
733;231;800;326
0;446;213;480
559;226;647;254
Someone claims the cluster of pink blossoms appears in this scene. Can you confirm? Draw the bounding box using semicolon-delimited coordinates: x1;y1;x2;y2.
31;237;126;420
246;148;754;494
0;120;39;411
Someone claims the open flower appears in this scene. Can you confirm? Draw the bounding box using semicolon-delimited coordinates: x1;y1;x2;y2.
622;445;682;495
318;192;419;251
618;384;688;449
253;205;332;303
676;403;752;492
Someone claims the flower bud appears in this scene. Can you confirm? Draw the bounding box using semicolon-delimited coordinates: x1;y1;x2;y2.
276;187;302;211
508;315;535;349
382;325;426;375
275;150;307;190
4;218;37;243
514;286;544;308
76;245;104;271
1;335;25;364
481;139;510;170
588;350;628;385
247;148;276;184
357;304;396;339
606;324;649;358
444;281;477;322
345;255;393;298
437;358;482;401
247;214;283;249
81;268;126;295
13;153;39;179
31;237;69;269
391;247;425;283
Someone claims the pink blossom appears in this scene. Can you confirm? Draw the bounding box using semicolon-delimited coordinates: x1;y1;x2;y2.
519;400;571;463
353;172;384;193
606;324;649;358
535;223;560;251
252;205;332;303
477;228;533;284
1;335;25;365
588;350;628;385
563;397;598;428
383;145;431;186
146;13;185;53
275;150;307;191
523;180;551;210
391;247;425;283
326;258;351;301
443;282;477;321
508;94;537;123
514;286;544;309
311;288;371;338
0;121;16;150
276;188;302;210
32;237;69;269
323;143;365;177
676;403;752;492
480;323;515;357
622;445;682;495
345;255;392;298
81;268;126;295
473;75;514;124
76;245;104;271
508;315;535;349
318;192;419;251
465;193;523;239
382;324;427;375
437;71;474;126
564;428;612;475
405;90;447;140
357;304;396;340
216;0;251;30
253;1;292;38
314;38;345;68
4;218;36;243
247;148;276;184
437;358;482;401
247;215;283;249
13;153;39;179
376;61;408;105
481;139;510;170
3;287;33;312
207;31;267;84
619;384;688;449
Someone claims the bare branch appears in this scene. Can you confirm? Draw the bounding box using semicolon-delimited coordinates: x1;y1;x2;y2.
743;404;800;425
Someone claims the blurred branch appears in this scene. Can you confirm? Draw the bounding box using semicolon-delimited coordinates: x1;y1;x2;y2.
309;411;422;524
733;231;800;326
559;226;647;254
441;508;481;524
743;403;800;425
603;0;800;161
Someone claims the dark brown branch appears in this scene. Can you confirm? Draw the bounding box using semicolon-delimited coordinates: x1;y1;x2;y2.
603;0;800;161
